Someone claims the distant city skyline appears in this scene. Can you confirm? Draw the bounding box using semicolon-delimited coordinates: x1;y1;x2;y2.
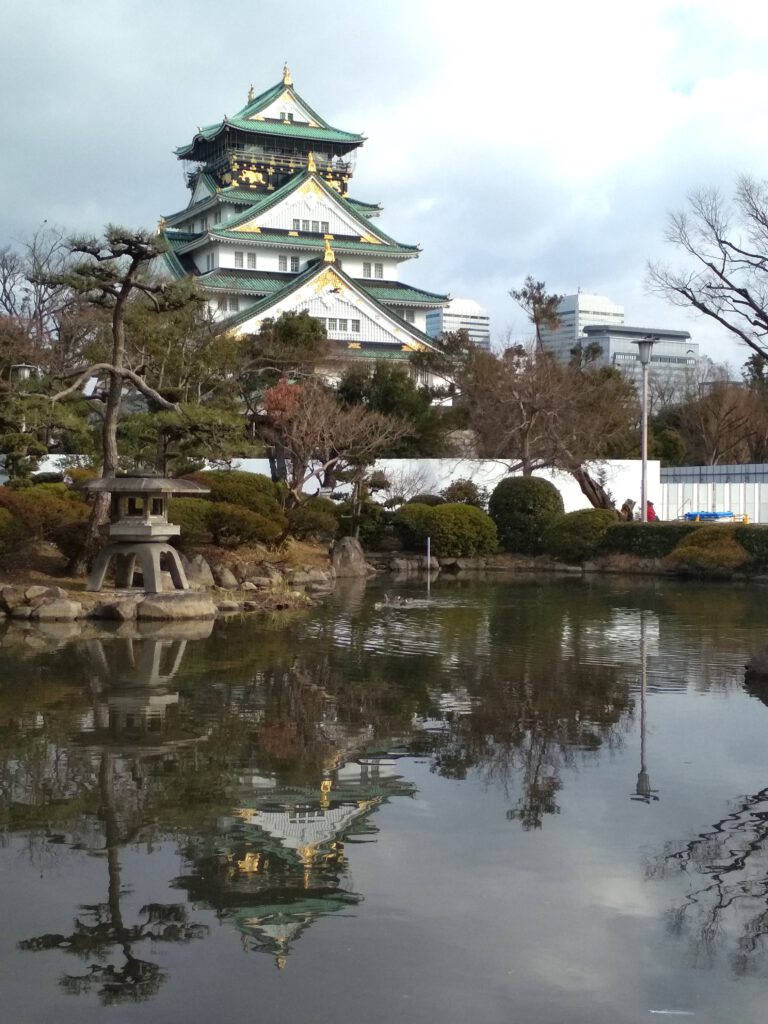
1;2;766;370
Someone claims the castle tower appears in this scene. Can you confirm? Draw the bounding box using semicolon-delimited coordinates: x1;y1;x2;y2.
159;68;449;363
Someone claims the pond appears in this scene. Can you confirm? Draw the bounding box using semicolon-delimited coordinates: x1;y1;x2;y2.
1;575;768;1023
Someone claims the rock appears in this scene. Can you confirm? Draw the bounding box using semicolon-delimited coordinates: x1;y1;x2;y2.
30;599;83;621
239;581;258;591
181;553;215;590
246;576;273;589
290;571;314;585
0;586;28;614
331;537;371;578
28;586;68;609
217;600;241;613
137;594;217;621
10;606;33;620
89;599;140;621
211;563;238;588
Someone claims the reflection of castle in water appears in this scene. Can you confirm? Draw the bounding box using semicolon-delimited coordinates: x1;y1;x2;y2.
175;757;416;966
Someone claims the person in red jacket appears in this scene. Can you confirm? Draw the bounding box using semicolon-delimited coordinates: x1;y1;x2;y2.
646;501;658;521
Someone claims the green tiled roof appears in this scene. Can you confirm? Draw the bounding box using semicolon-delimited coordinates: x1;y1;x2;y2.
206;230;418;257
360;282;449;306
222;170;399;246
199;270;292;294
176;117;362;157
175;77;364;158
165;231;197;251
218;261;437;352
161;248;189;278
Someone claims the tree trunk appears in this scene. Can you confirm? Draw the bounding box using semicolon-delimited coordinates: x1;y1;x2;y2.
570;466;617;511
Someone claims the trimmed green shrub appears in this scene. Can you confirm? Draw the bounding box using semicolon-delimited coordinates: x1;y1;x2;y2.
735;524;768;569
287;497;339;540
429;503;498;557
185;471;281;511
208;502;285;549
665;524;750;576
599;521;701;559
392;503;435;551
489;476;564;554
542;508;618;563
168;498;215;548
406;493;445;506
337;499;388;549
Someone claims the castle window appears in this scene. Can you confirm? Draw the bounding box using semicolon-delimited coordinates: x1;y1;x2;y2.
374;263;383;279
292;219;301;230
280;112;294;122
403;308;415;323
279;255;288;272
247;252;256;269
351;319;360;333
321;221;329;233
234;252;243;268
311;220;320;232
363;262;372;278
328;318;337;331
338;318;348;332
228;297;239;312
290;256;299;272
217;297;227;311
302;219;310;231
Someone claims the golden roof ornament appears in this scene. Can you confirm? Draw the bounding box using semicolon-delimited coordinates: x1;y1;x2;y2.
307;151;317;174
282;62;292;86
247;84;255;103
323;238;335;263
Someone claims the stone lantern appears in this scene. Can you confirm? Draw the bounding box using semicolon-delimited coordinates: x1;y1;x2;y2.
82;473;210;594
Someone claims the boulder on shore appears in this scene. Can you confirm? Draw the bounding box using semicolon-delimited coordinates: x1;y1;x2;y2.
331;537;373;578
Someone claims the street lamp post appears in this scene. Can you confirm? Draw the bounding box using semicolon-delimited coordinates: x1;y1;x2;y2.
632;336;658;523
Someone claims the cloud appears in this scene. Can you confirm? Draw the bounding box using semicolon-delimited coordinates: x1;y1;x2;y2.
2;1;767;364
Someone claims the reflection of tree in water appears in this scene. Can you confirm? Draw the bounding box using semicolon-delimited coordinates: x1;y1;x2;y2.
19;750;208;1004
404;583;634;830
646;786;768;975
645;676;768;975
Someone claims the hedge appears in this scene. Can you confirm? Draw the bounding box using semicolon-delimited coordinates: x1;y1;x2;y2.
664;524;750;576
287;497;339;540
542;508;618;563
735;524;768;569
0;487;89;544
184;471;281;511
598;521;701;559
336;499;388;549
168;498;215;548
488;477;564;554
207;502;285;548
0;507;27;555
429;503;498;557
392;502;435;551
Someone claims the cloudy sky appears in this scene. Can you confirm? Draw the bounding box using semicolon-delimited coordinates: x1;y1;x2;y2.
2;0;767;366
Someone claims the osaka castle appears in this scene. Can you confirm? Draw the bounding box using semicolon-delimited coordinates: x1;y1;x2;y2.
158;64;448;362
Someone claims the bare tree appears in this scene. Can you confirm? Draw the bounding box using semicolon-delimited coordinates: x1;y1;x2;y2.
457;343;637;508
253;379;408;507
649;175;768;359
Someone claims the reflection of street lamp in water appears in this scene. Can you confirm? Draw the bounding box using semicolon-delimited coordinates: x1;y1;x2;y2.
631;611;659;803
